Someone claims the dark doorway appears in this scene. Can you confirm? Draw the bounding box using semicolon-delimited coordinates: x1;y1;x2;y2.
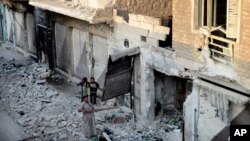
154;70;191;117
36;25;54;69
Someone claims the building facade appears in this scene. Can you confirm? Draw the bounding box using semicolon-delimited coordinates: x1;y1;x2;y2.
1;0;249;140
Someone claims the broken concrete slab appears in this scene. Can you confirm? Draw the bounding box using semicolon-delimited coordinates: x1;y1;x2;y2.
36;79;46;84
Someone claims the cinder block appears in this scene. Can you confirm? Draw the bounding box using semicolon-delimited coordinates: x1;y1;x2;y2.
113;9;117;16
140;22;153;31
137;15;161;25
114;16;125;23
148;31;167;41
115;23;148;36
129;14;138;22
153;25;170;34
146;37;159;47
129;21;141;28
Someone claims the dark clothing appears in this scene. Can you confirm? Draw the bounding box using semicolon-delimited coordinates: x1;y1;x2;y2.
90;82;99;104
77;81;90;102
90;93;97;105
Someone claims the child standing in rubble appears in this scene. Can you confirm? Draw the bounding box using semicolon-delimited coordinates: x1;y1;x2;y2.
77;77;90;102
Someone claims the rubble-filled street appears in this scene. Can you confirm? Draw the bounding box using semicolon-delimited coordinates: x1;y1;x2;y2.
0;44;182;141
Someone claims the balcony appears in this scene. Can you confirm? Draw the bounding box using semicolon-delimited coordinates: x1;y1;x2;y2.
209;35;235;64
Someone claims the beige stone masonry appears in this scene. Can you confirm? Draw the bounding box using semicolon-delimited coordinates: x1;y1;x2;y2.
146;37;159;47
140;22;154;31
114;15;126;23
129;21;141;28
137;15;161;25
129;14;138;22
148;31;167;41
154;25;170;34
115;23;149;36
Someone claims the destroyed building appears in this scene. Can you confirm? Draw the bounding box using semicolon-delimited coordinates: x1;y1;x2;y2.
0;0;250;140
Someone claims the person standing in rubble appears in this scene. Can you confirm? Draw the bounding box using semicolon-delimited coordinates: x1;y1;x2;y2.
77;77;90;102
90;77;99;104
78;95;97;139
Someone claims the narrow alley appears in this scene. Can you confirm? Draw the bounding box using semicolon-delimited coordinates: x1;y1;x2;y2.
1;0;250;141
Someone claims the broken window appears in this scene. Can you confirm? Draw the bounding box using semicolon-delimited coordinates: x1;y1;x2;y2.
195;0;241;64
196;0;241;39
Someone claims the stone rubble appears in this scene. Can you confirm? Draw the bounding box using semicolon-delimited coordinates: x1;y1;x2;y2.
0;49;182;141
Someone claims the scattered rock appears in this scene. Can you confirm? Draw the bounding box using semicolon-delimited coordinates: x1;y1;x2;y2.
36;79;46;84
46;90;59;98
38;71;51;79
35;102;43;111
59;133;67;139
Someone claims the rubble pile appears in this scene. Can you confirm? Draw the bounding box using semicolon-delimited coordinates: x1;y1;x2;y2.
95;109;182;141
0;57;84;140
0;49;182;141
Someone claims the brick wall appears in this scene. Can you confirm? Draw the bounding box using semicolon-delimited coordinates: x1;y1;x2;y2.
114;0;172;18
234;0;250;88
172;0;201;63
173;0;250;89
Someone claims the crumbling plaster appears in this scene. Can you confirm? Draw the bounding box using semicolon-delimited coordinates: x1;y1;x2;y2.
184;80;249;141
138;44;188;124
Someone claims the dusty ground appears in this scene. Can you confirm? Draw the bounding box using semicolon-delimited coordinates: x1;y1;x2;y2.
0;43;182;141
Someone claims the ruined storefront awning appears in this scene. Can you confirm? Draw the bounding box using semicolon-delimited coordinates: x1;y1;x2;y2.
102;47;140;101
29;0;113;24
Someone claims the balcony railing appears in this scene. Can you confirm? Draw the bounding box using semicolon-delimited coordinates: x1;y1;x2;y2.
209;35;235;64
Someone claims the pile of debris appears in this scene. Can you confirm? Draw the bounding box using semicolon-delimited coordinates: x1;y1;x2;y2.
0;57;83;140
0;48;182;141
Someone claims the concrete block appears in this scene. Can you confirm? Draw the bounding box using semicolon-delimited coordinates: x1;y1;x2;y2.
137;15;161;25
113;9;117;16
146;37;159;47
148;31;167;41
114;16;125;23
129;21;141;28
153;25;170;34
129;13;138;22
140;22;153;31
115;23;148;36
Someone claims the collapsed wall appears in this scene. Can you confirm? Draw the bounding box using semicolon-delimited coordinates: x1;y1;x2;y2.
184;80;249;141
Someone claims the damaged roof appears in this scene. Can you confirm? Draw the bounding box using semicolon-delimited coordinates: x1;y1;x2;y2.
29;0;113;24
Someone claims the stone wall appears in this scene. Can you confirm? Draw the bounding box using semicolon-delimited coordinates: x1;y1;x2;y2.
110;10;170;49
114;0;172;18
234;0;250;89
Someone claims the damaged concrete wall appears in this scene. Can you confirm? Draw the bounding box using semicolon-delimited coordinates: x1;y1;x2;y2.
72;28;89;79
133;55;141;120
5;6;12;42
140;61;155;125
93;35;108;88
137;44;186;124
154;73;176;109
114;0;172;18
14;12;26;48
55;23;72;74
26;13;36;54
184;80;249;141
